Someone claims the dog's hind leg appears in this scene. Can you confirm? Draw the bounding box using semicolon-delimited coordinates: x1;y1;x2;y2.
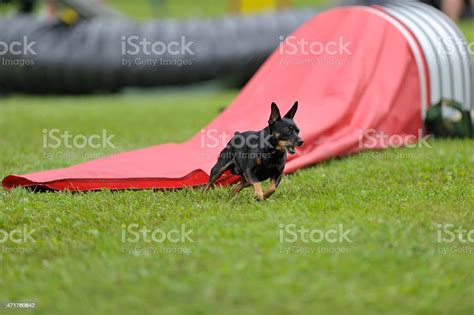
204;158;233;191
231;177;251;194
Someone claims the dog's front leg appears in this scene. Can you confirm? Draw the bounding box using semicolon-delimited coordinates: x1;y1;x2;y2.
252;182;264;201
263;175;282;200
243;170;264;201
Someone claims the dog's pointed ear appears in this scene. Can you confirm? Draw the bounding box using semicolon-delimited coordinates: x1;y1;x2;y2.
269;102;281;125
284;101;298;119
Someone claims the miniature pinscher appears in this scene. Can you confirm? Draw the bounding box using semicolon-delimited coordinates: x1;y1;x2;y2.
204;101;303;200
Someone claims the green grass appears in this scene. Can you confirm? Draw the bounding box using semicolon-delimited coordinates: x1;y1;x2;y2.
106;0;329;20
459;20;474;42
0;91;473;314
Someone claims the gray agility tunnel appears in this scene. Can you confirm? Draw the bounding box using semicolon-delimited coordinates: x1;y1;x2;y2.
0;9;316;94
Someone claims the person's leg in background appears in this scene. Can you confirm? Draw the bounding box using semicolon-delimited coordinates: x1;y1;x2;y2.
442;0;464;21
19;0;36;14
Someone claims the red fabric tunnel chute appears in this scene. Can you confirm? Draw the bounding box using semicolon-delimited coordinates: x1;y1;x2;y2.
3;6;430;191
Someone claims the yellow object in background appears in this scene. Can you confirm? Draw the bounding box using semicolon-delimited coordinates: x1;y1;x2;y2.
60;7;80;24
229;0;291;14
241;0;275;12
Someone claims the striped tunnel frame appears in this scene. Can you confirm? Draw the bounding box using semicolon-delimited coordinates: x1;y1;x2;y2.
381;2;473;134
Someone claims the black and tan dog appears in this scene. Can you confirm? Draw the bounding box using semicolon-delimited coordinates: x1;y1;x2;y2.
204;101;303;200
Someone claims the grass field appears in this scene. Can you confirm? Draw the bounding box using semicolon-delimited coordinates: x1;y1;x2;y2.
1;92;473;314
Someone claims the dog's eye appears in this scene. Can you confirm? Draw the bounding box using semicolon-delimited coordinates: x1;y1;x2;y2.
286;129;292;135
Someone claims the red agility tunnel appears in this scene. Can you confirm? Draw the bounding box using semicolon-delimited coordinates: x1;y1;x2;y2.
3;4;472;191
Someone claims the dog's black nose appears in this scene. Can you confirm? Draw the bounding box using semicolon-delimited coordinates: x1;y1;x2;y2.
296;139;304;146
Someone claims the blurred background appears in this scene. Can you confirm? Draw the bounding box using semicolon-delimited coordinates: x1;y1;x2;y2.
0;0;473;20
0;0;472;95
